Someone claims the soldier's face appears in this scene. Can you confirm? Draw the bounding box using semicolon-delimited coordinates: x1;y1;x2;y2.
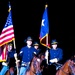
52;44;57;49
34;45;39;49
27;40;32;46
8;45;12;51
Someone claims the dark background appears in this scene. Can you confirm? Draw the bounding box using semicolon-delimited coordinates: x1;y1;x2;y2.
0;0;75;62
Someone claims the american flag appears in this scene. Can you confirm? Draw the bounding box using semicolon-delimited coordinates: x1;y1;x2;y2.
0;3;15;47
0;2;15;62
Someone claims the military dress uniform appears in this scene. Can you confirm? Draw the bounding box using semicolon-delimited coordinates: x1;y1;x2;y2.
19;36;37;75
49;39;63;70
49;48;63;63
19;46;36;75
33;42;41;57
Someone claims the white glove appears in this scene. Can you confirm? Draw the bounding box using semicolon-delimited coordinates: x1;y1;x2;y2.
54;58;58;63
34;52;37;54
2;62;8;66
50;58;58;63
15;60;20;64
50;59;55;63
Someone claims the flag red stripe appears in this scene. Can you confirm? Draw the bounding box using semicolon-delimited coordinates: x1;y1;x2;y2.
0;32;14;40
2;50;4;59
2;45;8;60
1;27;14;34
0;37;14;45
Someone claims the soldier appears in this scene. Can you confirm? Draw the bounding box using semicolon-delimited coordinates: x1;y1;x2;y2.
16;36;37;75
33;42;41;57
0;43;16;75
49;39;63;70
7;43;16;75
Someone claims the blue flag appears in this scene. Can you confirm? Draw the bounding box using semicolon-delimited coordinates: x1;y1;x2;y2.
39;4;50;49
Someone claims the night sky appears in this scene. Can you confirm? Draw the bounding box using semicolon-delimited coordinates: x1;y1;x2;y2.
0;0;75;62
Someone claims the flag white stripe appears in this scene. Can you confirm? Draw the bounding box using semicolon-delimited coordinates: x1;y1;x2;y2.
0;55;2;60
0;34;14;42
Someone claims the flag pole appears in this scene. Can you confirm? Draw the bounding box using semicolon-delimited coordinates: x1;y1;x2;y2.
13;39;16;49
45;4;49;65
45;34;49;65
13;39;19;75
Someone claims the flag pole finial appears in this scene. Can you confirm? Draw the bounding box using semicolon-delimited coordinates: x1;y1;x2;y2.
45;4;48;9
8;1;11;12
